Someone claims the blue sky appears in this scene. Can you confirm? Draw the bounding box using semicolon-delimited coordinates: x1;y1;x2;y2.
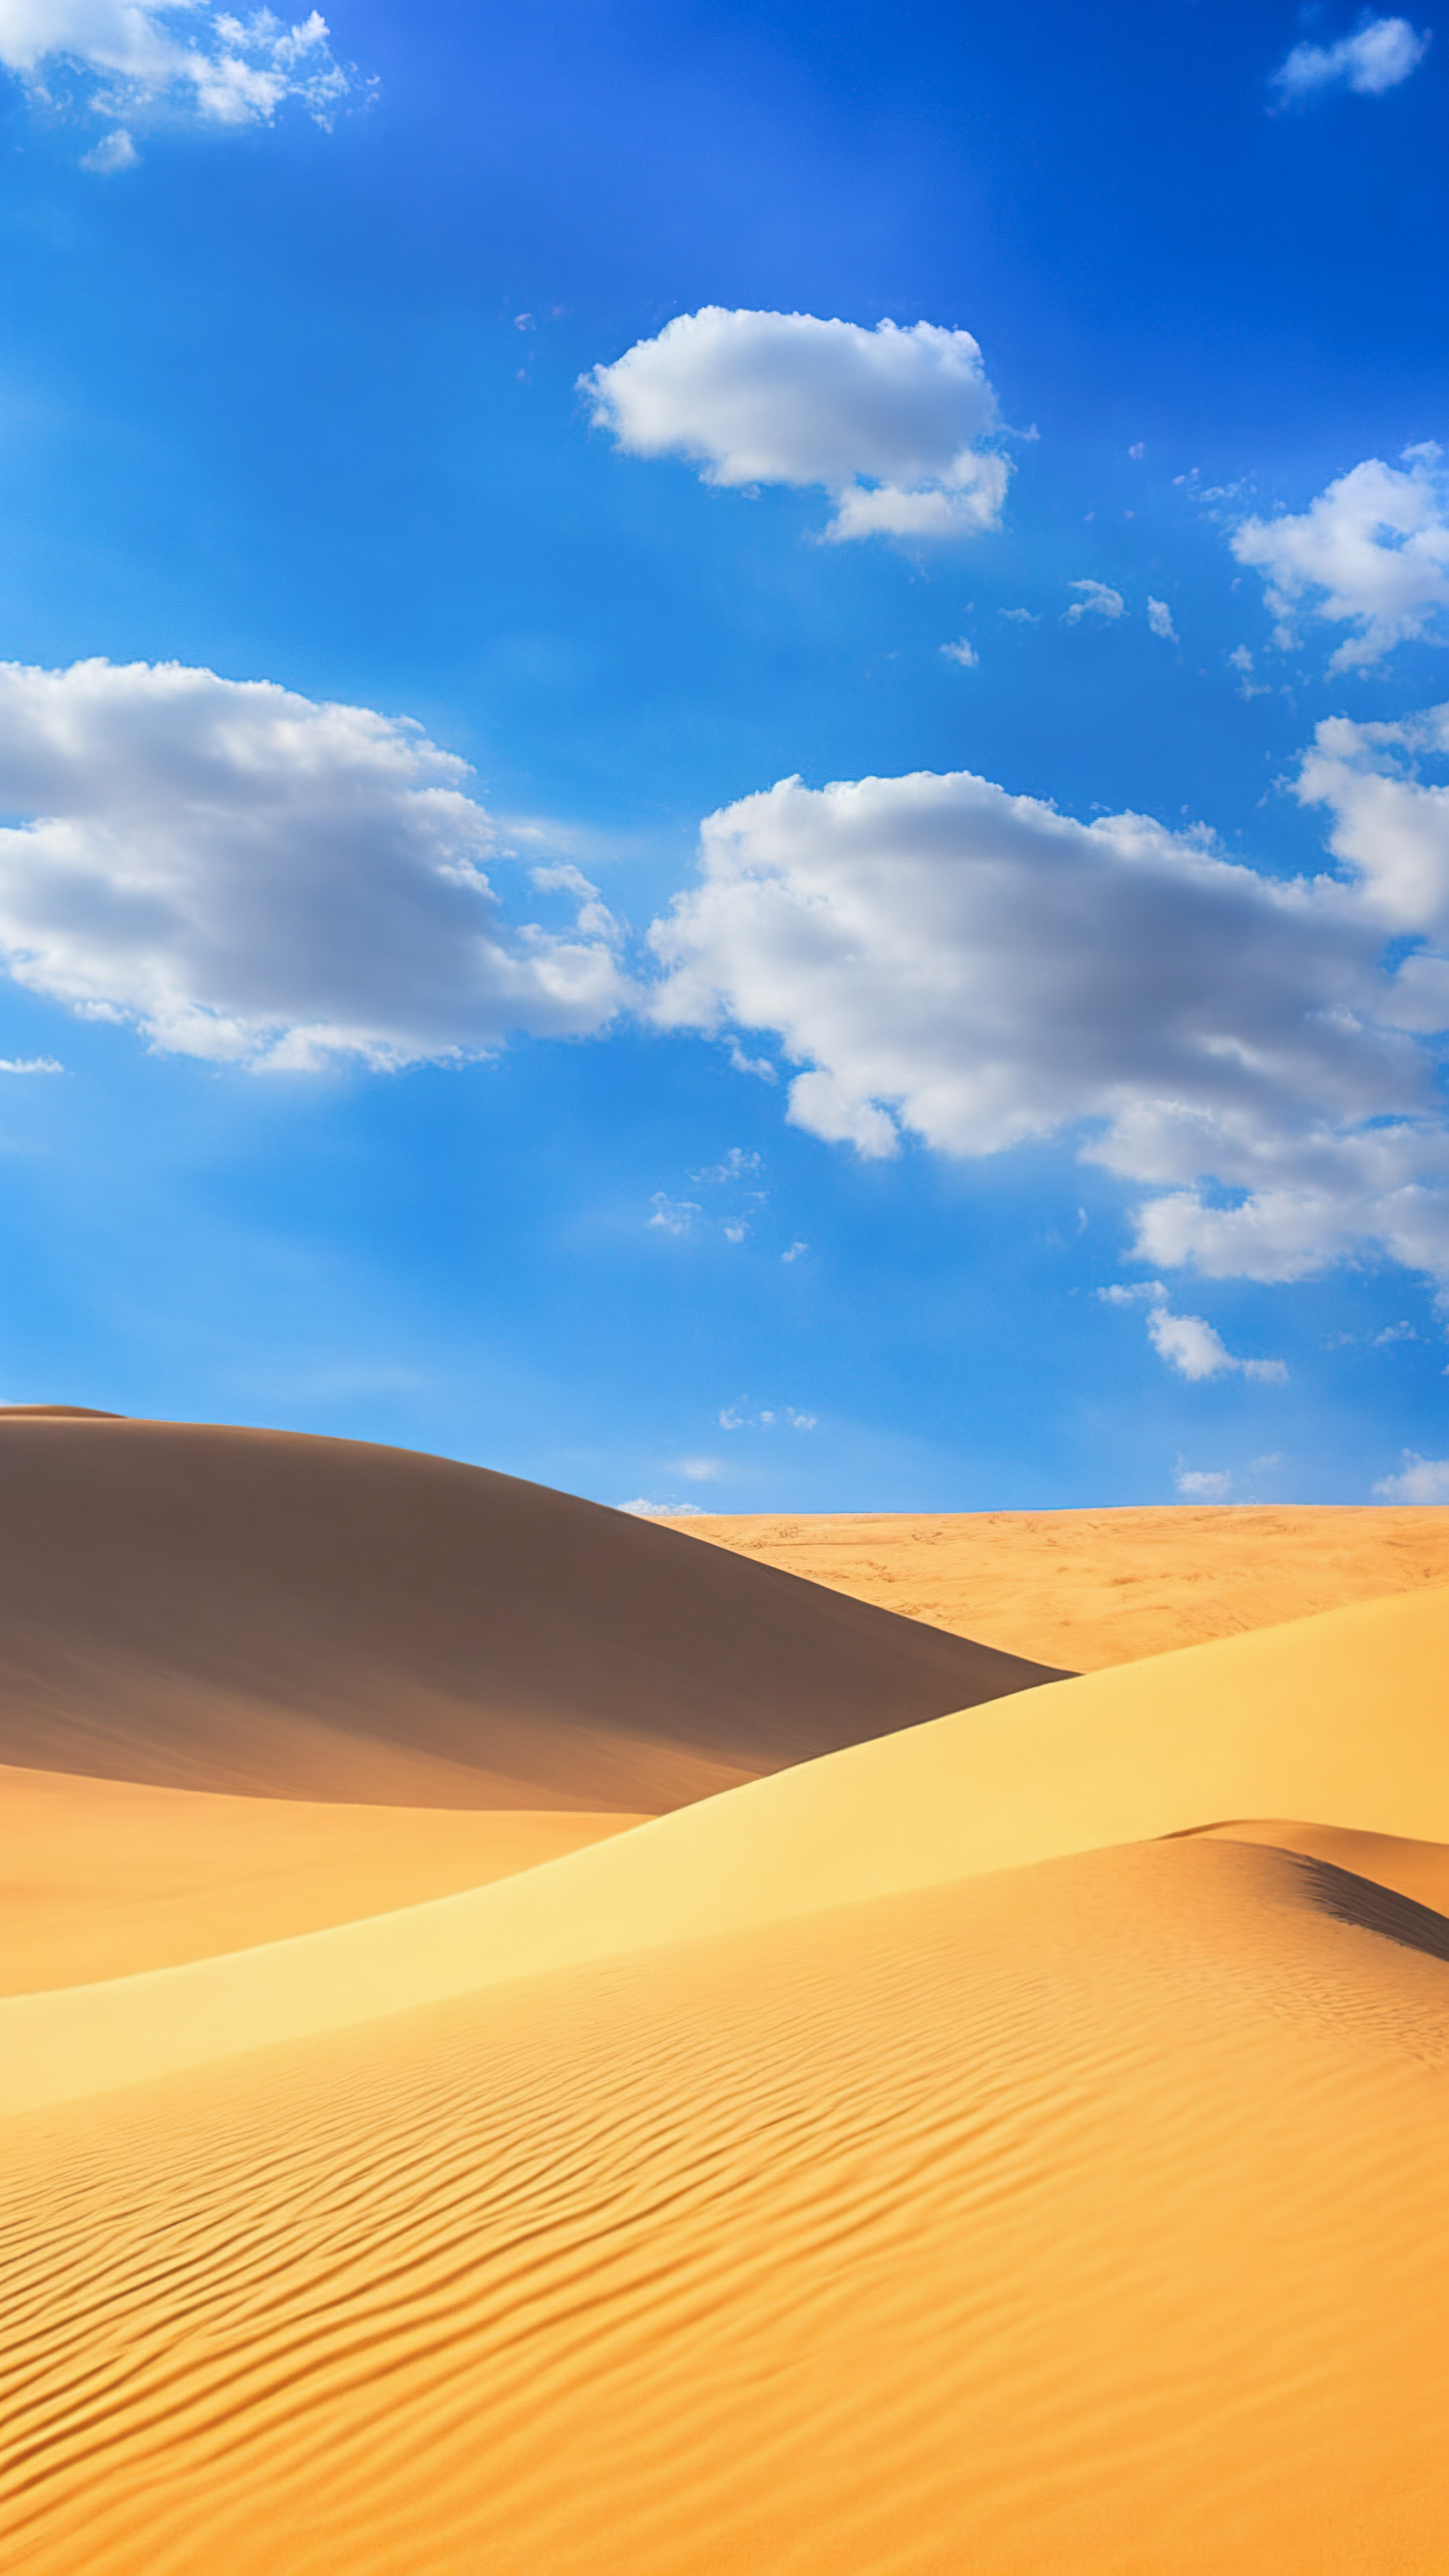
0;0;1447;1510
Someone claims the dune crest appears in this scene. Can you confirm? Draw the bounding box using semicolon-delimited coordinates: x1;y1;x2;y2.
6;1581;1448;2114
0;1415;1063;1809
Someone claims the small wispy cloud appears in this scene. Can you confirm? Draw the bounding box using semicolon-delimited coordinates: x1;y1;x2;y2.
0;1055;64;1073
782;1240;808;1263
718;1403;816;1430
693;1146;761;1184
1373;1319;1422;1344
941;637;979;668
647;1192;700;1235
1063;580;1126;625
1000;606;1038;624
1270;17;1430;108
1174;1462;1232;1500
617;1497;707;1517
80;126;138;172
1146;597;1178;642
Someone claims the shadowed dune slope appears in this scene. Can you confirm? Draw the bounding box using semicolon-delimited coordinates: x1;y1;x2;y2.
0;1413;1063;1809
5;1837;1449;2575
674;1503;1449;1668
0;1766;645;1993
6;1582;1447;2112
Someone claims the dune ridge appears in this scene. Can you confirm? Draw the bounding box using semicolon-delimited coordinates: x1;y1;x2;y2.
0;1415;1063;1810
6;1582;1448;2115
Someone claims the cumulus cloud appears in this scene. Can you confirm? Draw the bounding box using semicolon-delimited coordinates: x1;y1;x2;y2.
1146;598;1178;642
1063;580;1125;625
1271;16;1430;105
941;638;979;667
0;1053;62;1071
616;1497;707;1517
582;308;1010;543
1232;448;1449;671
1099;1280;1285;1380
0;659;627;1070
1373;1451;1449;1501
647;718;1449;1291
0;1;359;138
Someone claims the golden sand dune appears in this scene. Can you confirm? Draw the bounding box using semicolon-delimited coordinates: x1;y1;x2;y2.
0;1413;1062;1811
7;1428;1449;2572
0;1764;643;1992
5;1835;1449;2575
6;1582;1446;2114
676;1501;1449;1668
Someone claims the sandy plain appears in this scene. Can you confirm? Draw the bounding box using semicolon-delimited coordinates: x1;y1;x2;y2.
3;1411;1449;2573
674;1501;1449;1667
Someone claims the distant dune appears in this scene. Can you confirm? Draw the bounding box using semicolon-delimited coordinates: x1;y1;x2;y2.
674;1501;1449;1668
0;1413;1063;1809
5;1425;1449;2571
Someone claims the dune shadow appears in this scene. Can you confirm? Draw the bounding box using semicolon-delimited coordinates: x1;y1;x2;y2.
1291;1854;1449;1967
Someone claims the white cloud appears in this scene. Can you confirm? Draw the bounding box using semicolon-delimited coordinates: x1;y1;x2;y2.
647;722;1449;1291
1232;448;1449;671
79;122;136;168
1063;580;1125;625
616;1497;707;1517
718;1402;816;1430
1146;597;1178;642
941;637;979;668
1175;1463;1232;1500
0;1053;62;1071
1096;1279;1166;1305
582;308;1010;543
0;659;627;1070
1373;1451;1449;1501
1271;16;1429;105
677;1455;722;1481
1147;1305;1287;1383
693;1146;761;1183
1373;1319;1421;1342
647;1193;700;1235
1000;606;1038;624
0;1;359;131
782;1240;808;1262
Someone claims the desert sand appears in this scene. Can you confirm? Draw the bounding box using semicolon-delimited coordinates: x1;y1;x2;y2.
4;1417;1449;2572
674;1501;1449;1667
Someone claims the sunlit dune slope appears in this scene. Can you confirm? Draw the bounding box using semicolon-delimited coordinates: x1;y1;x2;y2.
674;1502;1449;1668
0;1412;1062;1809
7;1582;1446;2112
0;1765;645;1992
6;1835;1449;2575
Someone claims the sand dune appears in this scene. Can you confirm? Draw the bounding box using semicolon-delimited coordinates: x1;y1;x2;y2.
0;1413;1063;1810
5;1835;1449;2574
0;1764;643;1992
676;1501;1449;1668
7;1424;1449;2570
7;1581;1447;2114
